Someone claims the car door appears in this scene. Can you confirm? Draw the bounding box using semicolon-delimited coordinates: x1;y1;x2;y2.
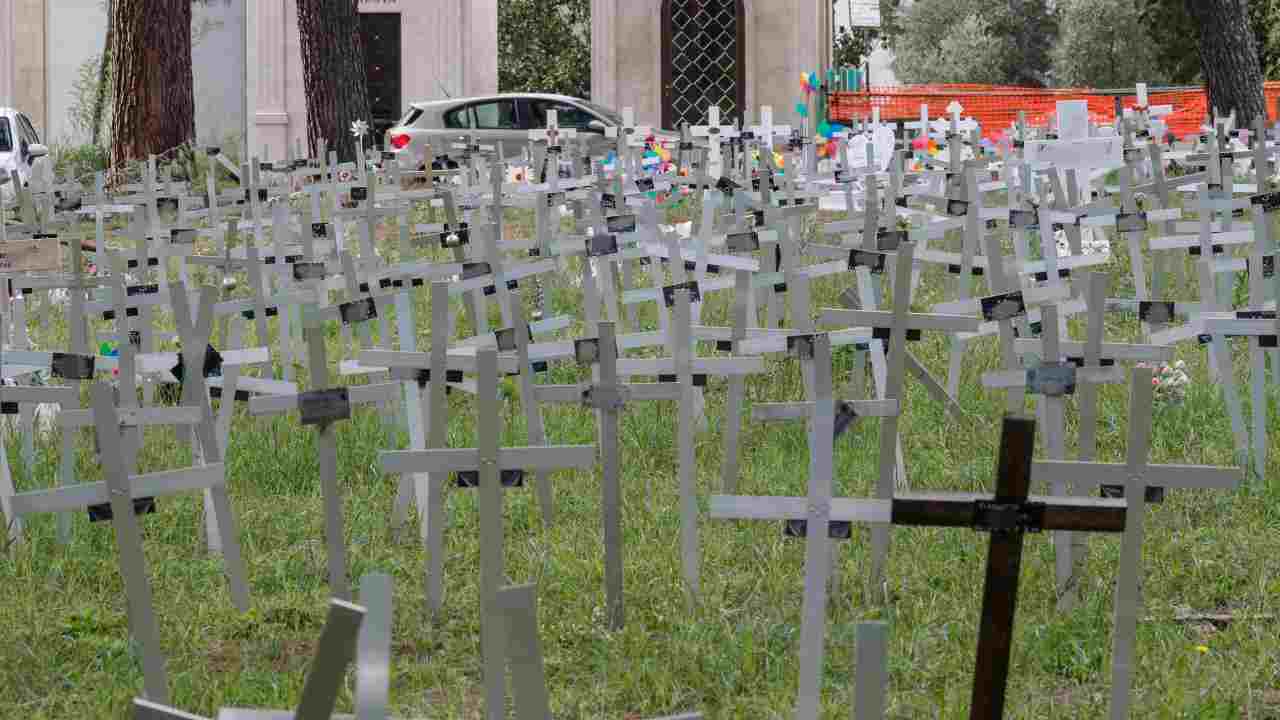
0;116;16;197
16;113;47;185
435;103;473;164
465;98;523;160
11;114;34;184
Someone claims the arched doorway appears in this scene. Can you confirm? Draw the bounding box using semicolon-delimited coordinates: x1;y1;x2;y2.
661;0;746;130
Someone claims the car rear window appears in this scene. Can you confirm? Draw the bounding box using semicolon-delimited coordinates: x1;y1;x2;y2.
0;118;11;153
527;100;594;129
401;108;423;127
443;106;471;129
472;100;518;129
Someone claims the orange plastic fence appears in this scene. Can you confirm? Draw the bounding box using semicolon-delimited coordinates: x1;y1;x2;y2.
828;83;1280;141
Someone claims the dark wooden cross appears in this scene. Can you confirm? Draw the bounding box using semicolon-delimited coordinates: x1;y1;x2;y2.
891;415;1127;719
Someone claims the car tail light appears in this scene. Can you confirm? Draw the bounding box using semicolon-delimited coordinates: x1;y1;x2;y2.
389;133;411;150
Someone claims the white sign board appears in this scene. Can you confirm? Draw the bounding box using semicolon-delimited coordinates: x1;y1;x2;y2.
1057;101;1090;142
1025;136;1124;170
848;0;881;28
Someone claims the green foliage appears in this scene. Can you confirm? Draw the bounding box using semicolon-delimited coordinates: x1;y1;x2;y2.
1138;0;1280;82
498;0;591;99
889;0;1058;86
1051;0;1169;88
66;55;110;145
50;143;110;180
831;0;901;69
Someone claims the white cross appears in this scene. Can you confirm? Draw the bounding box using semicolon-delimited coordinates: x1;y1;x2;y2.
691;106;740;174
750;105;792;149
528;109;577;149
605;107;651;147
1032;369;1240;717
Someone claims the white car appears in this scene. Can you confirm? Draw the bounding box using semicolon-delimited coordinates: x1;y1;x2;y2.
383;93;669;171
0;107;50;204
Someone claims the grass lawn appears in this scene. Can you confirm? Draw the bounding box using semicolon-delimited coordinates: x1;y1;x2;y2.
0;195;1277;719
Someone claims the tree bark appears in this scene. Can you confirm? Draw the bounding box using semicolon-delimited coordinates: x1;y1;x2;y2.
109;0;195;166
297;0;371;163
1185;0;1266;128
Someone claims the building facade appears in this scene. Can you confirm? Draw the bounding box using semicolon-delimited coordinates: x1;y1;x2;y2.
591;0;833;131
0;0;496;160
0;0;245;147
3;0;842;158
248;0;498;160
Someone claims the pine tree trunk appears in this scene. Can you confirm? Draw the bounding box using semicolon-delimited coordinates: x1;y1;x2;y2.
109;0;194;166
1185;0;1266;128
297;0;371;163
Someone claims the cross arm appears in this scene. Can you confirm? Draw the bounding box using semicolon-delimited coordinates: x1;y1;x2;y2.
10;464;226;516
981;365;1125;389
751;400;899;422
60;405;204;429
214;293;314;319
1012;339;1175;363
890;491;1127;532
615;357;765;377
0;385;79;406
358;349;506;376
207;375;298;397
819;308;980;333
709;494;893;524
1200;313;1277;337
380;445;597;475
248;382;400;417
301;293;400;329
1033;460;1242;491
532;382;683;406
931;283;1071;315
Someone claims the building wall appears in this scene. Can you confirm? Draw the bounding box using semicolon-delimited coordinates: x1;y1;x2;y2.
14;0;46;136
192;0;247;147
251;0;498;161
0;4;16;109
32;0;243;148
592;0;829;130
46;0;105;145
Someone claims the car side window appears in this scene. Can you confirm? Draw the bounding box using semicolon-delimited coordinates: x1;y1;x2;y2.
0;118;12;153
527;100;596;130
443;106;472;130
471;100;518;130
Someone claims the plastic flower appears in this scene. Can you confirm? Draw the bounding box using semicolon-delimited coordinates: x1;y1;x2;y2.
350;120;370;139
1138;360;1190;404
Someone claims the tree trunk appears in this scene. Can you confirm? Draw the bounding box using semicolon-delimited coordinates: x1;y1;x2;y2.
297;0;371;163
109;0;194;166
1185;0;1266;128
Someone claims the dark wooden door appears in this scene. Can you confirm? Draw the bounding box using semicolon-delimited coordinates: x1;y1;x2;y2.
661;0;746;130
360;12;402;143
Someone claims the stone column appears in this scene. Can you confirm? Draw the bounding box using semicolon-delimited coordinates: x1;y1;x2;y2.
254;0;290;159
14;0;46;134
462;0;498;96
590;0;617;109
0;2;14;107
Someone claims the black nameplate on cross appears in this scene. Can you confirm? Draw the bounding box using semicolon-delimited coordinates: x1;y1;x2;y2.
890;415;1126;718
